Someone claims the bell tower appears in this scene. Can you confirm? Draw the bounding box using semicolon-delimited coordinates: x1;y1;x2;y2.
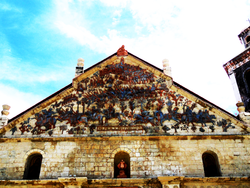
223;25;250;112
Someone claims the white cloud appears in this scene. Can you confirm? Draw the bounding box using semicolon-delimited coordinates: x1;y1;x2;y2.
0;84;43;119
0;27;74;85
22;0;250;114
99;0;128;8
0;55;73;84
0;2;22;12
112;10;122;26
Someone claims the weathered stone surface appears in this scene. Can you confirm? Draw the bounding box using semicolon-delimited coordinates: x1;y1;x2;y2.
0;135;249;181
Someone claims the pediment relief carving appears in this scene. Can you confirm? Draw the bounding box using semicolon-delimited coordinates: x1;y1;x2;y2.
4;57;243;137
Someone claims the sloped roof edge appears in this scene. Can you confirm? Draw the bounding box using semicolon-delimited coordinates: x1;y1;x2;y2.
8;83;72;123
173;81;238;120
83;52;164;74
8;52;117;124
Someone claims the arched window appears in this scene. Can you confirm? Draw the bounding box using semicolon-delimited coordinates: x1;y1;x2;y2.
202;151;221;177
114;151;130;178
23;153;43;179
246;36;250;43
244;69;250;93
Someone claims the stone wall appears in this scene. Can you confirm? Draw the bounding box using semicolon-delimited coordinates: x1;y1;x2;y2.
0;135;249;180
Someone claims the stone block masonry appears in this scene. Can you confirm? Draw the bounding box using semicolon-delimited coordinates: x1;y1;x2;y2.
0;135;250;180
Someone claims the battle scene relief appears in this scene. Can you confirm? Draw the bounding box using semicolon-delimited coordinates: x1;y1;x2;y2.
7;58;237;137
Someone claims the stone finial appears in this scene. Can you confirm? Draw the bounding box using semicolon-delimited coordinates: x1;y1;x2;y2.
77;58;84;67
75;58;84;77
236;101;245;113
236;101;250;123
0;104;10;128
163;59;172;77
2;104;10;116
117;45;128;56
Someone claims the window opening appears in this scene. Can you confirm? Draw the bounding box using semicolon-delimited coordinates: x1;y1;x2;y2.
114;151;130;178
244;69;250;93
23;153;42;179
202;152;221;177
246;36;250;43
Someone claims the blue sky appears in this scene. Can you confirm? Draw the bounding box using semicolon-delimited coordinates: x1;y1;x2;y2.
1;0;250;118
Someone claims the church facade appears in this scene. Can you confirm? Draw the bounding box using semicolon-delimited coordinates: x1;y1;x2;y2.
0;44;250;188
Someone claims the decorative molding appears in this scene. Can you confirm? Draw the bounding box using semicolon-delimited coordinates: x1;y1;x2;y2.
223;48;250;75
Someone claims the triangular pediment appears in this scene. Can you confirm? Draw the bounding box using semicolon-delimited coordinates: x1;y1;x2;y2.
1;53;248;138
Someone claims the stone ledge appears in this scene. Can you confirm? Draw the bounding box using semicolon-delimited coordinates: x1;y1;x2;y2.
58;177;88;185
183;176;250;183
1;176;250;185
0;177;159;187
158;176;184;183
0;134;250;143
0;179;60;185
